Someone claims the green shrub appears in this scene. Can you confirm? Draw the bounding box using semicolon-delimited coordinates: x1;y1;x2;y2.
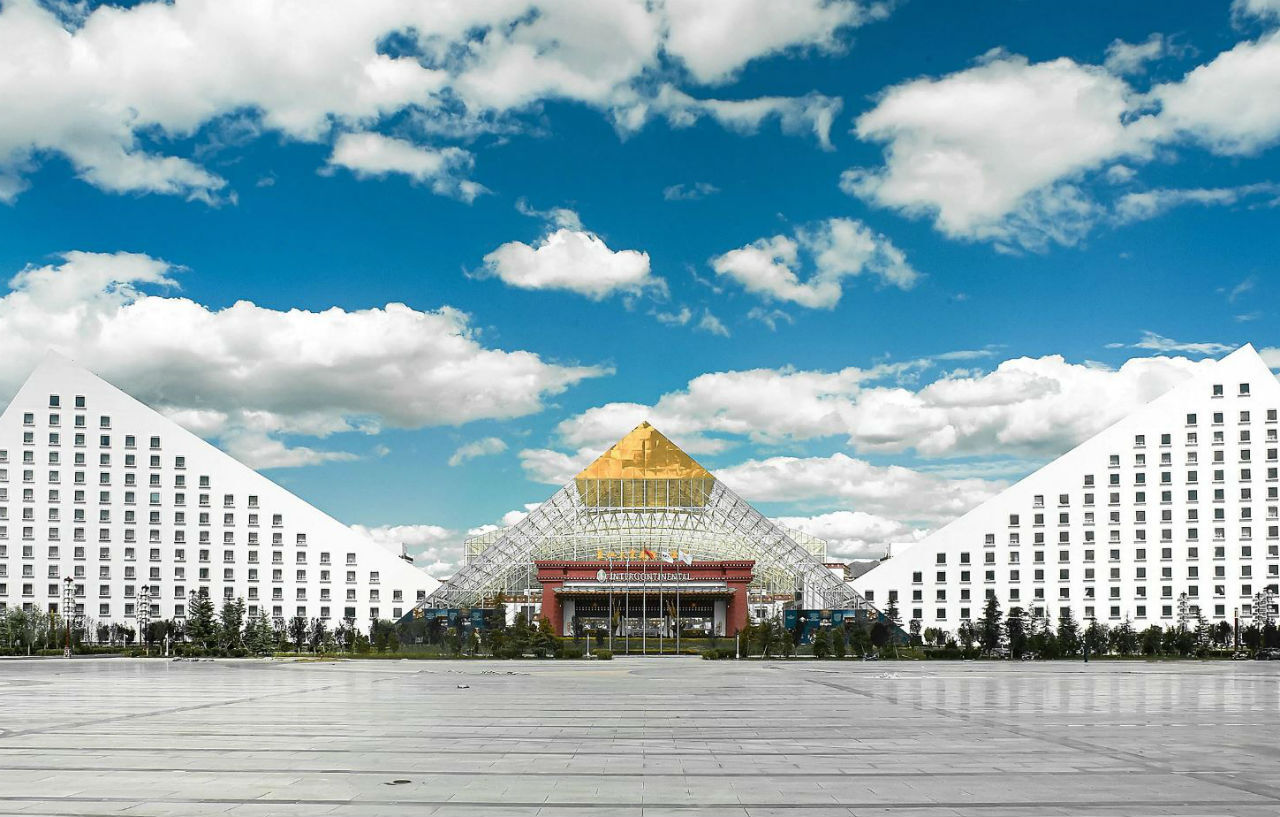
593;649;613;660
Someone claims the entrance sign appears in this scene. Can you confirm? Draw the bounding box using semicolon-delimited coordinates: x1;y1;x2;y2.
593;569;691;583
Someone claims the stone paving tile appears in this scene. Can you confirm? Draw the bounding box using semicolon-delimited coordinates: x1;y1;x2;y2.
1;658;1279;815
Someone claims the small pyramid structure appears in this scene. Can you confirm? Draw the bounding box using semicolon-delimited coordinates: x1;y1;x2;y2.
576;422;711;481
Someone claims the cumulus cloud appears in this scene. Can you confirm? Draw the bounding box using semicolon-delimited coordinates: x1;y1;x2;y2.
1103;34;1175;75
351;524;457;578
448;437;508;467
846;30;1280;249
775;511;927;561
661;0;887;84
846;53;1153;250
720;453;1003;522
1234;0;1280;20
480;209;659;300
325;132;485;202
0;251;606;468
0;0;875;200
710;218;917;308
1152;31;1280;156
541;352;1216;464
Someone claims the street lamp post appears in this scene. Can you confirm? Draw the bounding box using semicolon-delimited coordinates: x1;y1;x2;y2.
61;577;73;658
1234;607;1240;652
137;586;152;656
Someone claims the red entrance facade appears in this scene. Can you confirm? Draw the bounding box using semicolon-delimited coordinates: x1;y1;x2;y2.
536;560;754;637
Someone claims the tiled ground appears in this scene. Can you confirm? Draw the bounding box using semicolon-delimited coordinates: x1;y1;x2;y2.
0;656;1278;815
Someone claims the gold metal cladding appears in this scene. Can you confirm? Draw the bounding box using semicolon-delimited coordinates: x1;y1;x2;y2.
574;422;714;508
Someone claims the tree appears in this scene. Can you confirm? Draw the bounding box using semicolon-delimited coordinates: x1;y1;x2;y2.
908;618;922;647
1141;625;1163;655
884;597;901;627
1111;617;1138;656
811;627;832;659
307;618;328;653
1056;610;1081;657
1006;607;1028;658
1083;620;1109;657
186;589;217;651
288;616;308;652
956;621;976;650
978;596;1003;653
219;598;246;652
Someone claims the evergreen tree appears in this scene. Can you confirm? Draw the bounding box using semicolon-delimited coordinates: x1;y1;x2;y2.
1006;607;1028;658
219;598;246;652
1056;609;1081;657
978;596;1003;653
1083;620;1109;657
1112;616;1138;655
186;589;217;651
884;597;901;627
811;627;832;659
288;616;308;652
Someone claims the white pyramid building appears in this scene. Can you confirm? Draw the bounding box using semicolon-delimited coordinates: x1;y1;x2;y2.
0;352;438;630
852;345;1280;630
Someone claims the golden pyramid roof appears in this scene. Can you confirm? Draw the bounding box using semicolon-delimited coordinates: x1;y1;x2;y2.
575;422;712;481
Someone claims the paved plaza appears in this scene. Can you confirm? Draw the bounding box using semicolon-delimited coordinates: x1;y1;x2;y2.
0;657;1278;815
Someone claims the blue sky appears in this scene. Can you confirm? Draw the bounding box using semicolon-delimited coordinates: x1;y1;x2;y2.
0;0;1277;572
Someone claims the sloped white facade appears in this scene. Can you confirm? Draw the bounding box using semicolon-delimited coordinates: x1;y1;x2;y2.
853;345;1280;630
0;353;438;630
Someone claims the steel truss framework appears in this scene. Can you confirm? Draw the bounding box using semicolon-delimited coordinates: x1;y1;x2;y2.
423;476;870;612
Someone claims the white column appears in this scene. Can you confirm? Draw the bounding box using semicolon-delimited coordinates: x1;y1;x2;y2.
562;598;575;636
713;598;727;636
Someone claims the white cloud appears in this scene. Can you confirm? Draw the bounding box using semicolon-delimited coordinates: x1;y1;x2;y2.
663;182;719;201
1104;34;1172;75
846;32;1280;248
0;0;872;200
1234;0;1280;20
846;53;1153;250
0;251;606;464
221;431;360;470
352;523;458;578
616;85;844;149
653;306;694;326
697;310;731;337
448;436;508;467
720;453;1004;523
1113;183;1280;222
746;307;794;331
661;0;885;84
545;352;1216;462
1152;31;1280;156
1260;347;1280;369
775;511;927;561
711;217;917;308
480;214;659;300
1108;331;1237;356
518;447;599;485
326;132;485;202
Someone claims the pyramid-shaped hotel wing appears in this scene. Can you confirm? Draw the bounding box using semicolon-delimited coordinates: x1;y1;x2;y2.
852;344;1280;632
0;352;438;628
425;422;871;628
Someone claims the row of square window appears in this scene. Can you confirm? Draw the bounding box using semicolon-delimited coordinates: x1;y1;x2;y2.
930;543;1280;569
904;602;1266;622
0;583;408;604
0;569;393;593
942;540;1280;566
0;544;344;562
0;544;348;563
0;599;404;622
892;584;1275;608
912;565;1278;588
22;412;128;430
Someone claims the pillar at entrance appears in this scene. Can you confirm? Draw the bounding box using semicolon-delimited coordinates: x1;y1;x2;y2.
713;599;726;636
561;598;575;636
